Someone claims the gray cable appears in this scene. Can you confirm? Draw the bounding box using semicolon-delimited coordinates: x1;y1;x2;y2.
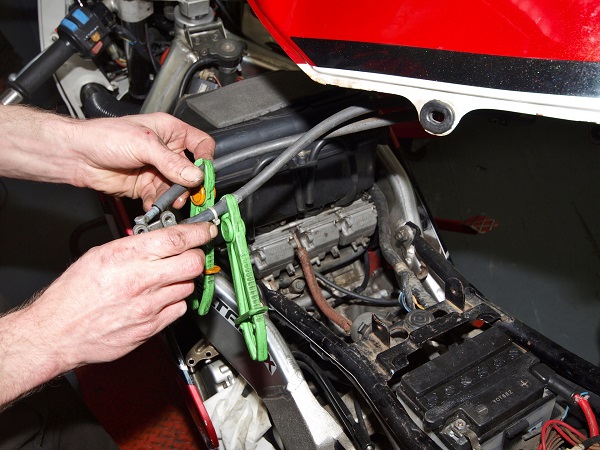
213;112;412;171
184;105;375;223
142;111;411;225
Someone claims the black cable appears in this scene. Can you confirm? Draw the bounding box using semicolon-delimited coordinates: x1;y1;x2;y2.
177;59;208;99
354;249;370;294
313;270;397;306
144;23;160;74
353;397;368;439
292;351;373;449
369;184;436;308
582;436;600;449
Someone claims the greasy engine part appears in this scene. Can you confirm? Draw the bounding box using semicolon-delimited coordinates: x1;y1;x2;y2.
249;197;375;279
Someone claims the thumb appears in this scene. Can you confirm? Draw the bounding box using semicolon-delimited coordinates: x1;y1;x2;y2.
149;146;204;187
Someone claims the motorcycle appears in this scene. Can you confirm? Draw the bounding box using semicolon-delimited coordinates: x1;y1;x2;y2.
2;0;599;448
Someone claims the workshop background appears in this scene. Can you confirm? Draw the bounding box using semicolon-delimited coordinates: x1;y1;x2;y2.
1;0;599;411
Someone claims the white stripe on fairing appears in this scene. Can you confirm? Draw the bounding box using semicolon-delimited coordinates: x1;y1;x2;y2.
298;64;600;135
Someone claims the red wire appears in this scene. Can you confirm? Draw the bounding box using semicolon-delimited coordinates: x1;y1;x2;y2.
538;419;589;450
575;394;600;437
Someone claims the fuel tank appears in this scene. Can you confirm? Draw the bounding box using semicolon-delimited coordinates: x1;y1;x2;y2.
248;0;600;134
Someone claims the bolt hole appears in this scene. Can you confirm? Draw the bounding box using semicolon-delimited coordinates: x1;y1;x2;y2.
188;358;195;365
429;110;446;124
391;328;409;341
205;351;212;357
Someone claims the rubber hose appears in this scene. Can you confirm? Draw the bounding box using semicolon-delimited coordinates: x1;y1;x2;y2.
81;84;141;118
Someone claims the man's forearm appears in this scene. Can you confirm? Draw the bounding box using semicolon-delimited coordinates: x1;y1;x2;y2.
0;305;69;410
0;105;85;186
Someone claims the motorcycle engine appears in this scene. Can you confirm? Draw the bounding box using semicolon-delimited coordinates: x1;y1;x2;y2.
173;67;561;450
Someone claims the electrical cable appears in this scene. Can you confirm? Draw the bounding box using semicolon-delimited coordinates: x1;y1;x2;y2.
582;436;600;449
212;112;413;171
292;351;373;449
353;249;370;294
313;270;397;306
368;184;436;308
144;23;160;74
184;105;377;224
399;291;411;313
177;59;208;99
538;420;588;450
575;394;600;437
145;112;414;224
294;233;352;332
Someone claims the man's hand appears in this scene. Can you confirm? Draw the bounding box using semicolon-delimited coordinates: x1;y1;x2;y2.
74;112;215;211
0;222;217;408
0;107;215;210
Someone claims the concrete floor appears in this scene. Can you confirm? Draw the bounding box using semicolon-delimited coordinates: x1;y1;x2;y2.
407;111;600;366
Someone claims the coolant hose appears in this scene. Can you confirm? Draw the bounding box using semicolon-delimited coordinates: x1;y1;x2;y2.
369;184;435;307
81;84;141;118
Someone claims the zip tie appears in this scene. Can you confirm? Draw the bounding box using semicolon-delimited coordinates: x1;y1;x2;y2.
207;206;220;225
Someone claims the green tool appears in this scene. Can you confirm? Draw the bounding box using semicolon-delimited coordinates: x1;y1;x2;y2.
189;158;218;315
220;194;269;361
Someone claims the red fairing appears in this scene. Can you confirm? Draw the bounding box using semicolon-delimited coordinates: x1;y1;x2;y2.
248;0;600;63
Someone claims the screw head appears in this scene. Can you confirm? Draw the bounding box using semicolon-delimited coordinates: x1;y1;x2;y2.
454;419;466;430
476;404;489;416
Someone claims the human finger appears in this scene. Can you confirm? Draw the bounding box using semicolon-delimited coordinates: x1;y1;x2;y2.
143;248;206;289
137;223;218;261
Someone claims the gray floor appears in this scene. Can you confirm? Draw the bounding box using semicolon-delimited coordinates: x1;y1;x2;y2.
407;111;600;366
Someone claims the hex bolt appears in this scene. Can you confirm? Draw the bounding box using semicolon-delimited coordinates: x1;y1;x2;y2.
290;279;306;294
454;419;467;430
221;41;235;53
395;226;410;242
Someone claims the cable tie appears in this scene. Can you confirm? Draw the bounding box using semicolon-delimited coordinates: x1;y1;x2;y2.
207;206;221;225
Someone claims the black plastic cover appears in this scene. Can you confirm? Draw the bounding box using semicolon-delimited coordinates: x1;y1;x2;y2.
399;327;545;442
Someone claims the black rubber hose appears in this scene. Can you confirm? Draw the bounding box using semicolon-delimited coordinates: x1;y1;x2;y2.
81;83;141;118
369;184;435;307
